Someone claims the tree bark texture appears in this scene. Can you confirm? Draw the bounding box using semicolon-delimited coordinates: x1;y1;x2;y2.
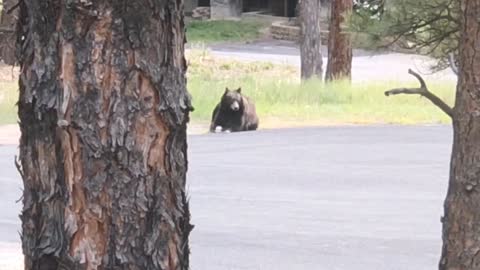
0;0;17;65
439;0;480;269
299;0;323;80
325;0;352;81
16;0;193;269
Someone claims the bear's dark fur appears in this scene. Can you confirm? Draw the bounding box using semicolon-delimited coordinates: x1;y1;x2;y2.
210;87;259;133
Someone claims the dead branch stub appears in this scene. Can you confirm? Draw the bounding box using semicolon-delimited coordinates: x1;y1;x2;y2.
384;69;453;118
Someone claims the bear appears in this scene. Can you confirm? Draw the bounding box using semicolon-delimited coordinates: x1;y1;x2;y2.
209;87;259;133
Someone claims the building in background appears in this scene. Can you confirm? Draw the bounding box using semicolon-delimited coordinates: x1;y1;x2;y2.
185;0;301;19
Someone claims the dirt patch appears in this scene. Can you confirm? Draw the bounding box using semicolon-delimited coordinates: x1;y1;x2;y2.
0;243;23;270
0;124;208;145
0;63;19;82
253;117;390;131
191;118;385;134
0;124;19;145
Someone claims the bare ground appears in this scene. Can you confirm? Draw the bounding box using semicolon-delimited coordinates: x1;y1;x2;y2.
0;243;22;270
0;63;18;82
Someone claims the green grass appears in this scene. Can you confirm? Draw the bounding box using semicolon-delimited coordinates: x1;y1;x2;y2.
188;78;455;127
186;20;266;44
0;50;456;128
186;50;455;127
0;81;18;125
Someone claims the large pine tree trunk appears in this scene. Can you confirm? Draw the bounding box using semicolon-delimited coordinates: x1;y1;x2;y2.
299;0;323;80
0;0;17;65
439;0;480;269
325;0;352;81
16;0;193;269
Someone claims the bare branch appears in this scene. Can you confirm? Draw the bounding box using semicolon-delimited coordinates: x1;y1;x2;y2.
407;69;427;89
385;69;454;118
384;88;424;96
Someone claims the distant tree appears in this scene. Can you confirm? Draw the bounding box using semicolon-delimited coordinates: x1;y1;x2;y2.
16;0;193;269
325;0;353;81
299;0;323;80
385;1;480;269
353;0;384;18
351;0;460;73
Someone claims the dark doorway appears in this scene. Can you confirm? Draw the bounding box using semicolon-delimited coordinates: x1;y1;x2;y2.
198;0;210;6
270;0;299;17
244;0;269;12
286;0;297;17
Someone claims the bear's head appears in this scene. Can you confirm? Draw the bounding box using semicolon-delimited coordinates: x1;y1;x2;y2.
220;87;244;113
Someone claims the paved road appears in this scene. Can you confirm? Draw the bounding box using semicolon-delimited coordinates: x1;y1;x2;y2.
191;40;457;83
0;126;451;270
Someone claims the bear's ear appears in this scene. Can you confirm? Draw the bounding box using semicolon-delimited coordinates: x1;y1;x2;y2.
236;87;242;94
225;87;230;94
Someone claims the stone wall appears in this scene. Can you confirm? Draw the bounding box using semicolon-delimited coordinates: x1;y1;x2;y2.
211;0;243;19
270;21;329;43
270;21;300;41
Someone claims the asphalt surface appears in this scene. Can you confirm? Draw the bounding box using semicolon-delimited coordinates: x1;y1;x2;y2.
0;126;451;270
196;40;457;83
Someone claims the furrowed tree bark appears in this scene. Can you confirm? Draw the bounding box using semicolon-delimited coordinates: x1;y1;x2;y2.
299;0;323;80
16;0;193;269
439;0;480;269
384;2;480;267
325;0;352;81
0;0;17;65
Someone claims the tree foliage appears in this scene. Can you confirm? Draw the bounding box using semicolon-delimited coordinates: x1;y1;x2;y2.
351;0;460;72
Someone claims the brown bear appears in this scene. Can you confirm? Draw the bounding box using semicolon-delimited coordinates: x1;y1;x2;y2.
209;87;259;133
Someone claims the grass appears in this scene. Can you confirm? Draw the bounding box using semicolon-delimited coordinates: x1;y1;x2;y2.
186;20;267;44
186;49;455;127
0;50;456;128
0;81;17;125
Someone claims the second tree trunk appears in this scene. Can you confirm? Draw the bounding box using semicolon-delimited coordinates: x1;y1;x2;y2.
325;0;352;81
